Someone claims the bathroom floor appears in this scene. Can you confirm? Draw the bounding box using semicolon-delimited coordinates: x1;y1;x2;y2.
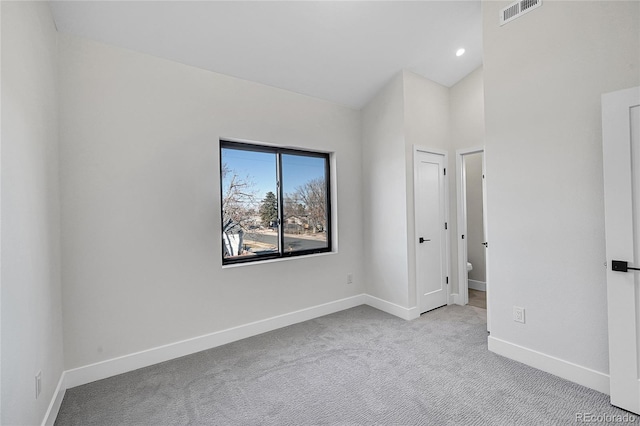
468;289;486;309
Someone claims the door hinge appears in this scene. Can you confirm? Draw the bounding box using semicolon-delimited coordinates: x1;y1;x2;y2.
446;277;449;284
444;168;447;176
462;234;465;239
445;222;448;230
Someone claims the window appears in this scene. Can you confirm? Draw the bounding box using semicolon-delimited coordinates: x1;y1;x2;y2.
220;140;331;265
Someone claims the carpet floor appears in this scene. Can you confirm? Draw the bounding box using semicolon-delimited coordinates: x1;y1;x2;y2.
55;305;637;425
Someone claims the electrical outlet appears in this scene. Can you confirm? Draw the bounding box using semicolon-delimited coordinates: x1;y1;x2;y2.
346;273;353;284
513;306;525;324
35;371;42;399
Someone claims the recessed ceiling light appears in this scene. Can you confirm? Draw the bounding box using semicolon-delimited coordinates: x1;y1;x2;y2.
456;48;466;57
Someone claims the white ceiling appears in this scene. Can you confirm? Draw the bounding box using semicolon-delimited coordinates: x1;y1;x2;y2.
50;1;483;109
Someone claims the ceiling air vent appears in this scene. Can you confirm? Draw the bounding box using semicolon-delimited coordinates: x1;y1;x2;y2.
500;0;542;26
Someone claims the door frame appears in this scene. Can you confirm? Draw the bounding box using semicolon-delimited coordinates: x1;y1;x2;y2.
413;145;451;309
456;147;483;305
456;147;490;331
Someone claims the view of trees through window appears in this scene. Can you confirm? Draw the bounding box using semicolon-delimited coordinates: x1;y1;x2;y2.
220;141;330;264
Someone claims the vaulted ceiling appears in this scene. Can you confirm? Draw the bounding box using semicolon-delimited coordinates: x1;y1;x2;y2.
50;1;483;109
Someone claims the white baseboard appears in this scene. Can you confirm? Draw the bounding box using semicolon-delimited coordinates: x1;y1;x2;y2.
468;280;486;291
363;294;420;320
64;294;366;389
43;294;368;424
488;336;610;395
41;293;448;423
451;293;461;305
43;296;611;424
60;293;418;390
41;372;66;426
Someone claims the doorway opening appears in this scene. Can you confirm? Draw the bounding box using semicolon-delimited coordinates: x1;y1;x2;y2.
456;148;489;329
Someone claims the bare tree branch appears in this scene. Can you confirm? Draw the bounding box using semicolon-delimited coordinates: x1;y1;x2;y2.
221;163;258;235
285;177;327;234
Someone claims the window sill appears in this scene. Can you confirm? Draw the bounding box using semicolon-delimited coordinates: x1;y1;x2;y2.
221;250;337;269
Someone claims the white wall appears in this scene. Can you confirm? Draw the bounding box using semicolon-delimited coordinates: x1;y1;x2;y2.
1;4;3;420
362;71;450;310
449;67;485;295
361;73;408;307
402;71;450;307
58;34;364;369
483;0;640;375
449;67;484;152
1;2;64;424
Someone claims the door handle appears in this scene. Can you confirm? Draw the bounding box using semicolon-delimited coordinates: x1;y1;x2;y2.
612;260;640;272
419;237;431;244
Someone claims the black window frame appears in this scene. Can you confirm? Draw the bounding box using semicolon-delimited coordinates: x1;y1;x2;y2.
220;140;332;265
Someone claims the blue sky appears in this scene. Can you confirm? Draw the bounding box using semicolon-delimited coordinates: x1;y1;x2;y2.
221;148;325;201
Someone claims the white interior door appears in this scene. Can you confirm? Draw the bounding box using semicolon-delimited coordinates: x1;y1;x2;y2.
602;86;640;414
456;151;470;306
415;149;448;313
